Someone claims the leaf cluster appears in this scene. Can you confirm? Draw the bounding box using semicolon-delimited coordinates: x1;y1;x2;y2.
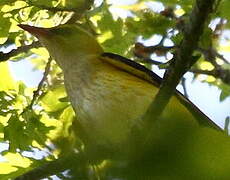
0;0;229;179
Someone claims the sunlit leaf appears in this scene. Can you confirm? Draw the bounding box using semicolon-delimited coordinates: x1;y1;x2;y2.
40;85;68;112
199;61;214;70
4;114;29;152
0;162;17;174
3;152;32;168
0;62;15;91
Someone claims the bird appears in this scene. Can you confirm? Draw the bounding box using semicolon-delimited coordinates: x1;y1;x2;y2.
17;24;230;179
18;24;220;154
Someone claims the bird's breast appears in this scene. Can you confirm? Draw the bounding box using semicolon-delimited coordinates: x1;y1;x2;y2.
62;57;198;151
63;60;156;146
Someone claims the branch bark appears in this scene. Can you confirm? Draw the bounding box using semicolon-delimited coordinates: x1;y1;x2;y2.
0;41;41;62
15;152;86;180
143;0;217;126
20;57;52;117
189;68;230;85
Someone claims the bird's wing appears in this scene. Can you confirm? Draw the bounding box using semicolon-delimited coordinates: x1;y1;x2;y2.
101;53;162;87
100;52;221;131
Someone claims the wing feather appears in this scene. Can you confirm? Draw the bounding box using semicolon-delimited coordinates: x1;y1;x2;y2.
101;52;221;130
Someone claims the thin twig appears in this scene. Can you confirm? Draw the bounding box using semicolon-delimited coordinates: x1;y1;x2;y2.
0;41;41;62
224;116;230;134
134;42;175;55
181;77;189;98
215;51;229;64
134;51;230;84
15;151;86;180
30;57;52;108
134;43;229;65
21;57;52;115
190;68;230;84
189;69;215;76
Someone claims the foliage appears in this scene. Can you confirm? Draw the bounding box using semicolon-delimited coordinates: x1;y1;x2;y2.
0;0;229;179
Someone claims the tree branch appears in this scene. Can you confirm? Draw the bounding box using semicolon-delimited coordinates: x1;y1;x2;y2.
135;48;230;85
134;43;229;65
197;47;229;68
181;77;189;98
143;0;217;127
15;152;86;180
215;52;229;64
189;68;215;76
190;68;230;84
20;57;52;118
134;42;175;58
29;58;52;109
0;41;41;62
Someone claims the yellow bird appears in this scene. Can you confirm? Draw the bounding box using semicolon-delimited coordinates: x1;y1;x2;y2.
19;24;220;158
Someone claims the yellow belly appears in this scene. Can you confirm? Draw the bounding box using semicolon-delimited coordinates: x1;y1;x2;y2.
64;59;198;150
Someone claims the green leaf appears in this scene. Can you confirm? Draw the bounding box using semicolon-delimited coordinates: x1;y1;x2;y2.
0;62;15;91
219;83;230;102
28;0;55;7
97;5;127;54
18;81;27;95
58;96;69;102
60;106;74;128
126;11;174;39
4;114;30;152
0;0;17;6
60;0;86;9
0;91;16;116
0;14;11;44
40;85;69;112
171;33;183;45
218;0;230;20
22;110;54;146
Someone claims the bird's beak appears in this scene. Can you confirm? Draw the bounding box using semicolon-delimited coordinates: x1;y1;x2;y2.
18;24;50;38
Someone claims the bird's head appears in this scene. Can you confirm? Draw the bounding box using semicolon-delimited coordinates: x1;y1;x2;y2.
18;24;103;67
